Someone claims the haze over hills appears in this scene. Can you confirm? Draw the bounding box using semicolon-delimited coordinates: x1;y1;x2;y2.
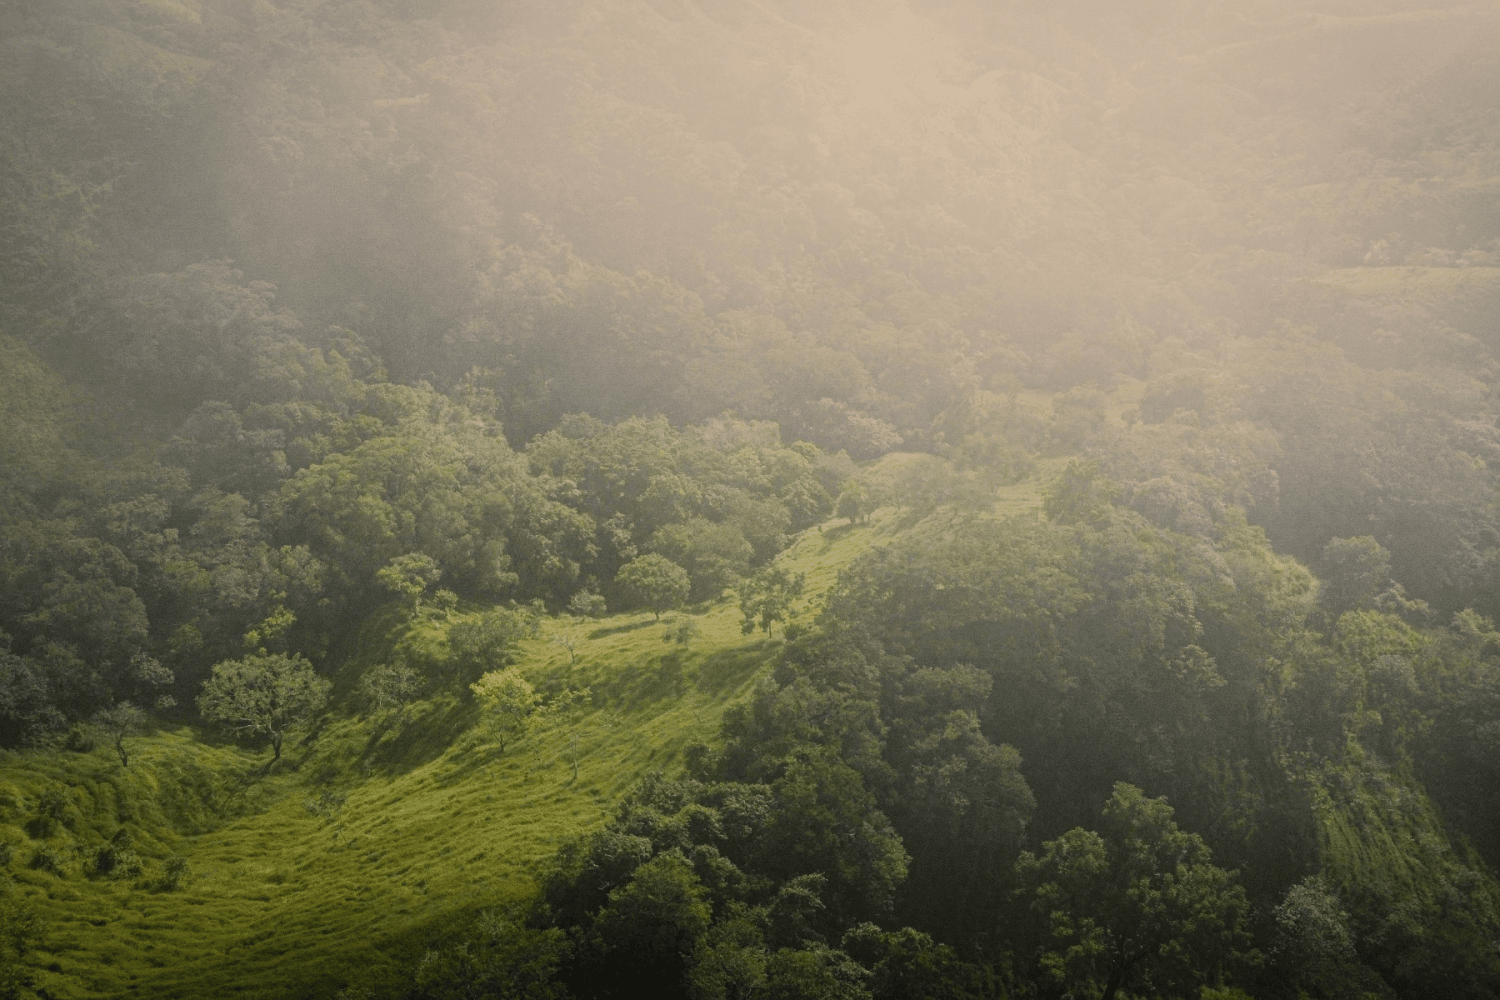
3;2;1500;998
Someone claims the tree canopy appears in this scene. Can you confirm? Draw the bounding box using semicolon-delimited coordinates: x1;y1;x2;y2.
196;652;330;761
1015;783;1253;1000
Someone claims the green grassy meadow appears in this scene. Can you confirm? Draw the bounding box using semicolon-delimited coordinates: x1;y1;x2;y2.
0;457;1057;999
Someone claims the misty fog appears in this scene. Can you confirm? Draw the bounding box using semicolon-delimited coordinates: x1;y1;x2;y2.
3;2;1500;998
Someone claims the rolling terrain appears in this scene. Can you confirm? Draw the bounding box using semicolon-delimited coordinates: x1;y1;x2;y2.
0;460;1053;999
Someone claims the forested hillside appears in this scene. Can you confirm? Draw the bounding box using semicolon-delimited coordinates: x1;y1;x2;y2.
4;1;1500;998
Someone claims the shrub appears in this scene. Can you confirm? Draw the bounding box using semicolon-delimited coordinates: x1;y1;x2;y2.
26;788;70;839
27;847;63;876
89;829;143;879
568;589;608;618
92;844;144;880
304;789;348;819
150;855;190;892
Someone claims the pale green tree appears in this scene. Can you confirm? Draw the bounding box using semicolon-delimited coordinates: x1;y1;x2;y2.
470;666;538;752
739;566;806;637
360;659;425;719
377;552;443;613
197;652;331;761
91;701;147;767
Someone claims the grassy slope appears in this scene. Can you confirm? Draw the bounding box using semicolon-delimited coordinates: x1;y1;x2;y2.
0;458;1056;1000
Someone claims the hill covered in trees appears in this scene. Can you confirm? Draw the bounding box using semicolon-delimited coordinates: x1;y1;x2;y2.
4;1;1500;997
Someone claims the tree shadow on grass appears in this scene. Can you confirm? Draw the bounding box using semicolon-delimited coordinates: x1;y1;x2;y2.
587;639;777;710
358;696;479;777
810;521;861;554
588;653;675;711
586;617;658;640
694;639;776;696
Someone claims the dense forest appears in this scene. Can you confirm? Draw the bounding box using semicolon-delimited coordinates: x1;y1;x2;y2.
4;0;1500;997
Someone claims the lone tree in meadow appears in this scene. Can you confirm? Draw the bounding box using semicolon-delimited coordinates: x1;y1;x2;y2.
739;565;806;637
197;652;331;762
1015;782;1252;1000
470;666;538;752
616;554;691;619
92;701;147;767
568;588;608;618
836;480;870;524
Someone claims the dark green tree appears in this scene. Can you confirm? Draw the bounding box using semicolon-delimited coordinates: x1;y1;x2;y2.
652;519;754;603
583;850;712;997
616;554;692;620
835;482;871;524
1014;783;1253;1000
408;911;570;1000
1319;536;1391;618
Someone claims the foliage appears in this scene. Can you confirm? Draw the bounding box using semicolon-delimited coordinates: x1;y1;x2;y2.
377;554;443;614
739;567;806;638
1320;537;1393;619
91;701;148;767
534;772;947;1000
653;519;754;603
90;829;144;881
470;667;539;753
197;652;331;761
360;660;426;718
26;847;63;877
408;911;570;1000
0;640;64;748
152;855;191;893
28;788;71;840
1264;876;1383;999
0;887;45;1000
448;605;544;682
568;589;609;619
616;555;692;620
1014;783;1254;1000
663;618;700;649
835;482;871;525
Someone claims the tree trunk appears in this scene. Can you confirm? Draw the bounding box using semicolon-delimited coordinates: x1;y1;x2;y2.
1101;954;1134;1000
272;732;283;761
